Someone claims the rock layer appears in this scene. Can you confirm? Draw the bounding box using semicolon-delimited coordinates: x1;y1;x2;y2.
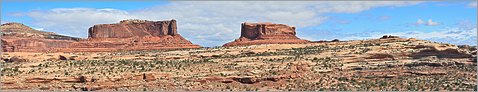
64;19;199;52
88;19;178;38
1;23;80;52
1;19;200;52
223;22;309;46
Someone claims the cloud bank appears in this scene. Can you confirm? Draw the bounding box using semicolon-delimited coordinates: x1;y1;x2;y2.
17;1;425;47
337;24;477;46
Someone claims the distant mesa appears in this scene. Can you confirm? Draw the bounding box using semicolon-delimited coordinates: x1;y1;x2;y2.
1;19;200;52
223;22;310;46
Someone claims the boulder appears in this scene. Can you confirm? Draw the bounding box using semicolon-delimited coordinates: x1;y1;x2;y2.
223;22;309;46
59;55;68;60
6;56;28;63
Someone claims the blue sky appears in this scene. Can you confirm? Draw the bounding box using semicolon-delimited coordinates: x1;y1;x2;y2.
2;1;477;47
2;2;167;24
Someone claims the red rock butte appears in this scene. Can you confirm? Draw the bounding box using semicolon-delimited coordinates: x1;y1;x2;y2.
1;19;201;52
223;22;310;46
88;19;179;38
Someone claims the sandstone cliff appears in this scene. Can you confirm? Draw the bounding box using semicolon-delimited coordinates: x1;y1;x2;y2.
88;19;178;38
223;22;309;46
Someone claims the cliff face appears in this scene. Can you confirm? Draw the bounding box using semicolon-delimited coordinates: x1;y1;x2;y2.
240;22;298;40
88;19;178;38
224;22;309;46
1;37;76;52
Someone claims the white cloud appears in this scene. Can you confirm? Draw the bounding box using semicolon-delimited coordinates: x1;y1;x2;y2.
415;19;439;26
469;1;477;8
20;1;423;47
426;19;440;26
416;19;425;25
389;27;476;45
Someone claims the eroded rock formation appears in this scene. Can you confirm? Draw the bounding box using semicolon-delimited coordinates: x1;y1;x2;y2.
223;22;310;46
88;19;178;38
64;19;200;52
409;45;473;58
1;19;200;52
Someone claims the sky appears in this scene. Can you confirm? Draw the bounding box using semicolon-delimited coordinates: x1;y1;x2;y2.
2;1;477;47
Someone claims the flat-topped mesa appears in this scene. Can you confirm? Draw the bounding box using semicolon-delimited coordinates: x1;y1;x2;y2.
224;22;310;46
65;19;200;52
240;22;298;40
88;19;178;39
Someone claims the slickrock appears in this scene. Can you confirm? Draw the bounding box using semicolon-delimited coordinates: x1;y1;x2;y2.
410;44;473;58
223;22;310;46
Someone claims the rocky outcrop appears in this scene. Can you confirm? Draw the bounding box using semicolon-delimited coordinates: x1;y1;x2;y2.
63;19;200;52
410;45;473;58
1;23;80;52
4;56;28;63
380;35;400;39
223;22;309;46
